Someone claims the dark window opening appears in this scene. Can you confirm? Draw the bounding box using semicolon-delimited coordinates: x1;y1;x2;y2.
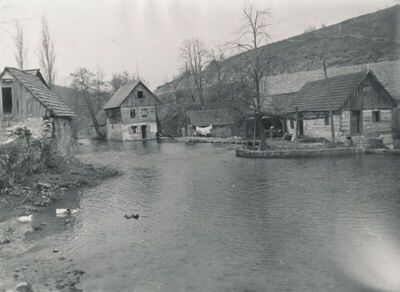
131;126;137;134
324;116;330;125
289;120;294;129
137;91;144;98
2;87;12;114
130;109;136;119
142;109;148;117
372;110;381;123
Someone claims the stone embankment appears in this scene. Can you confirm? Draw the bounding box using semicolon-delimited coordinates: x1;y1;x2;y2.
0;129;43;188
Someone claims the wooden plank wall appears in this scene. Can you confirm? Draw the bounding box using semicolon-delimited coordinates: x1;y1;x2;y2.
344;76;394;111
1;78;47;122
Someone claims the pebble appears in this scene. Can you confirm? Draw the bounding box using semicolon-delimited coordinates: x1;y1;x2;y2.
53;248;59;253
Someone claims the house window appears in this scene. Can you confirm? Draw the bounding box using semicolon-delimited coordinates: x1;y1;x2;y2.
142;109;148;117
131;126;137;134
290;120;294;129
2;87;12;114
130;109;136;119
362;83;371;93
137;90;144;98
324;116;330;125
372;110;381;123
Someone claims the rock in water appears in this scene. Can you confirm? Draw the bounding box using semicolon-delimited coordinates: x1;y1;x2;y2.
15;282;34;292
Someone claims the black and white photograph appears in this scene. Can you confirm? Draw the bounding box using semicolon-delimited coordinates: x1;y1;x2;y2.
0;0;399;291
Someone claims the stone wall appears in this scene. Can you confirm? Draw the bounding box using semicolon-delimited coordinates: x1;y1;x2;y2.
287;109;393;144
303;115;343;142
52;117;76;157
0;134;43;188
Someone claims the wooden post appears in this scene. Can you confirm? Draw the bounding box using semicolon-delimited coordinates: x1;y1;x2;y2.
253;117;257;149
281;118;286;137
323;60;336;145
295;107;299;139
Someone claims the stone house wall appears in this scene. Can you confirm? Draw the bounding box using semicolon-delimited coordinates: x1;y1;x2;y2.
285;109;393;143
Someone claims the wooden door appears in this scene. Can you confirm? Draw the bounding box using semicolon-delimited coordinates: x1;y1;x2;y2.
350;110;362;135
299;120;304;137
141;125;147;139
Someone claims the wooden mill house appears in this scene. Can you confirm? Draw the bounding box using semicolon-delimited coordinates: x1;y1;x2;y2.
103;80;162;141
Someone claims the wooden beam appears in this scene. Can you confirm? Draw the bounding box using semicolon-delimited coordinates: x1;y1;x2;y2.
323;60;336;145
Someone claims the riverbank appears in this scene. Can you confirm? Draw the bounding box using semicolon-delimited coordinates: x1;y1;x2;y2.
0;158;121;292
0;129;121;291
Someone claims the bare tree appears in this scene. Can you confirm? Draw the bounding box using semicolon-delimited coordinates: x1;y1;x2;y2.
39;16;56;88
206;49;229;104
70;68;105;139
110;71;135;93
94;66;106;111
13;21;24;69
230;4;274;149
180;39;209;106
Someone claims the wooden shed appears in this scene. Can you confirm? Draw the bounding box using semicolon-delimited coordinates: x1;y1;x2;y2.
0;67;76;155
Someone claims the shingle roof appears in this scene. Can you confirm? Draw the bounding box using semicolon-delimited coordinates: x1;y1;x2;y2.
296;71;367;112
103;81;140;110
4;67;75;117
265;60;400;100
186;109;234;126
271;92;297;114
270;70;396;114
103;80;162;110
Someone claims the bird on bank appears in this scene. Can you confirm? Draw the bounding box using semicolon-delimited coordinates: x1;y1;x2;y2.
17;214;32;223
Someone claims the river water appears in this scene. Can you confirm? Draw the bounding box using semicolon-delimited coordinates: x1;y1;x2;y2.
3;141;400;291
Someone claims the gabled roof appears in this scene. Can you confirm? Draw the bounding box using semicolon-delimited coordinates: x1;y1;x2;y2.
2;67;75;117
103;80;162;110
186;109;235;126
296;71;367;112
270;70;396;114
265;60;400;100
271;92;297;114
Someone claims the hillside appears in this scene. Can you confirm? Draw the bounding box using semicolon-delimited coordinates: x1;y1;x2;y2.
53;85;111;137
155;4;400;104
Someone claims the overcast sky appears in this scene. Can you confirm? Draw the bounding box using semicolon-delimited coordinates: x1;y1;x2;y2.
0;0;397;89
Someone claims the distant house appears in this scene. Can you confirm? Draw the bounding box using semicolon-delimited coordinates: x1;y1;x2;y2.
103;80;162;141
0;67;76;155
271;70;397;143
185;108;242;138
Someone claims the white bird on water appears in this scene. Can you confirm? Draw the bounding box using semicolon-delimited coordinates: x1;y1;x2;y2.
17;215;32;223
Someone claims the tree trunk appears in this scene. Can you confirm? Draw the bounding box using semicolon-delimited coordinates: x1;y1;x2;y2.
257;113;266;150
82;87;105;139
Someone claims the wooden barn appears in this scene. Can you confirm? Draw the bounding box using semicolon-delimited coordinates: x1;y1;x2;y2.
0;67;76;155
273;70;397;144
103;80;162;141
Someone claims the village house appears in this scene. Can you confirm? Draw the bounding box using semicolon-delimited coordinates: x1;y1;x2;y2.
0;67;76;155
185;108;242;138
103;80;162;141
271;70;397;144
